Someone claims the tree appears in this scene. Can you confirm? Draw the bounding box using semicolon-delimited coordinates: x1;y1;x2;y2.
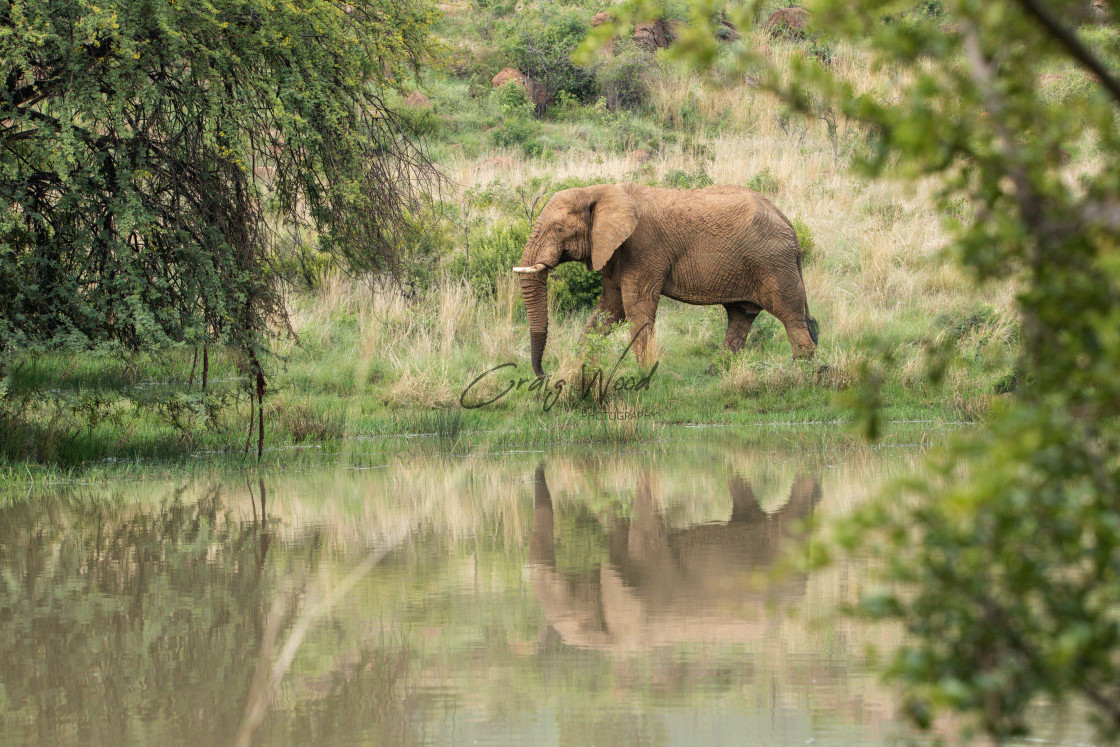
597;0;1120;740
0;0;438;455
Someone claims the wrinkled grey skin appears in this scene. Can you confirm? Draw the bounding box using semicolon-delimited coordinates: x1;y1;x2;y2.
528;464;822;651
517;182;819;377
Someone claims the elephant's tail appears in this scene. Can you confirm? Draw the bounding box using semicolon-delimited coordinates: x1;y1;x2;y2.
795;250;819;346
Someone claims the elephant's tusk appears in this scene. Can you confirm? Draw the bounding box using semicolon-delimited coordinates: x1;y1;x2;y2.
512;263;548;274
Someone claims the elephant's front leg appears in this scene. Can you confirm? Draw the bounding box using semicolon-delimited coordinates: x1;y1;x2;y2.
621;279;661;368
584;279;625;336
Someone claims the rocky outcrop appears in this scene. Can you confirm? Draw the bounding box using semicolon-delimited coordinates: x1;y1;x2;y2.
716;19;740;41
403;91;431;109
766;7;811;33
591;11;615;27
632;18;675;51
491;68;551;108
492;68;529;90
1092;0;1111;23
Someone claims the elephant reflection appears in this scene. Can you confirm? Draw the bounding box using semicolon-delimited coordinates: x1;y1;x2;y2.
528;465;822;651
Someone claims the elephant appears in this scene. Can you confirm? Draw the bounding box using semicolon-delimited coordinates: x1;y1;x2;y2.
513;182;819;377
527;464;822;652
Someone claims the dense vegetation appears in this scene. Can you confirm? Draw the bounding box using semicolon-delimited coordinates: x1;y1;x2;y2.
0;0;437;458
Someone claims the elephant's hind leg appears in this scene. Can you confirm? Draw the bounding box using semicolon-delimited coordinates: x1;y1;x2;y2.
763;279;816;360
723;303;761;353
776;312;816;360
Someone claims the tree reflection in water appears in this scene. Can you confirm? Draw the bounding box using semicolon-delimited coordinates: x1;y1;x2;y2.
0;483;418;747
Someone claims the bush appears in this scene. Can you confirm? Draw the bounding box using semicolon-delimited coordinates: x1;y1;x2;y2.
397;105;440;139
792;218;815;264
597;42;650;111
746;168;781;196
490;82;540;153
510;11;598;111
806;39;835;67
663;167;714;189
551;262;603;316
586;100;663;153
452;219;531;297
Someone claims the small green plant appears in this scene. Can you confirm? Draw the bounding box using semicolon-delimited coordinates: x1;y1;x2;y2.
806;39;835;67
398;105;440;139
746;314;783;350
792;218;815;264
663;167;714;189
495;80;534;119
746;168;781;196
419;408;463;440
709;346;741;373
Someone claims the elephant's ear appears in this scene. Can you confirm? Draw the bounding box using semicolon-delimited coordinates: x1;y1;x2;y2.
589;185;638;272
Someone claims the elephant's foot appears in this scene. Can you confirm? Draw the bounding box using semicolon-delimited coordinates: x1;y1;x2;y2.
786;326;817;361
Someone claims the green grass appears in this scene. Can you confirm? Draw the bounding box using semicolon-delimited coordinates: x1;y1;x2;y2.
0;276;1000;475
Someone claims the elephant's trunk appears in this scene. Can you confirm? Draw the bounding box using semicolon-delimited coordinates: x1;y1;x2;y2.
517;226;551;377
521;270;550;377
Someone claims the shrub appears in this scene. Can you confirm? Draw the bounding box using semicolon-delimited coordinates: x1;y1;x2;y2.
452;219;531;297
510;11;598;111
663;167;714;189
597;42;651;111
490;83;540;153
586;100;663;153
806;39;835;67
746;168;781;196
470;0;515;13
551;262;603;316
792;218;815;263
397;105;440;139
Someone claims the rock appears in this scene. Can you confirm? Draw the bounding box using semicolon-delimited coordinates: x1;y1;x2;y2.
630;149;652;164
403;91;431;109
492;68;529;90
716;19;740;41
632;18;675;51
766;7;811;33
1092;0;1111;23
591;11;615;27
491;67;551;108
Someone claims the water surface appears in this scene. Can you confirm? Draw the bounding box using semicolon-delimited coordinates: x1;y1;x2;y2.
0;432;1087;746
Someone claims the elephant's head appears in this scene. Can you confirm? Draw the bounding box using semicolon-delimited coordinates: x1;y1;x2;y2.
513;184;638;377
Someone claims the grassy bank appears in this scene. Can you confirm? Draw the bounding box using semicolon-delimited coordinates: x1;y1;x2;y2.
1;1;1058;468
0;268;997;468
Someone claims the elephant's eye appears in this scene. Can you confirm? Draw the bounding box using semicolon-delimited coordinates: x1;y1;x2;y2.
554;225;562;232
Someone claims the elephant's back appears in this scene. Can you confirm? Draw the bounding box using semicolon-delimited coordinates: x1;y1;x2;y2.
647;184;795;246
647;184;802;305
